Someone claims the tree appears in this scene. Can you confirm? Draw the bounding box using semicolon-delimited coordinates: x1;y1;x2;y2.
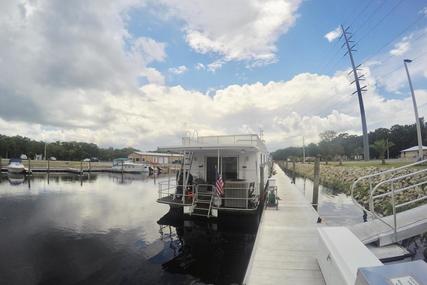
371;139;394;165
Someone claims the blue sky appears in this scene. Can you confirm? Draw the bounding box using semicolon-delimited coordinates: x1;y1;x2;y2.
127;0;427;94
1;0;427;150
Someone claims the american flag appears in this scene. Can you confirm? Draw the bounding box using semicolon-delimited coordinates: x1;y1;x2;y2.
215;171;224;196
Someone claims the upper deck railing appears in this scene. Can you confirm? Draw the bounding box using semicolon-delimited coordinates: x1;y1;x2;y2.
182;134;263;147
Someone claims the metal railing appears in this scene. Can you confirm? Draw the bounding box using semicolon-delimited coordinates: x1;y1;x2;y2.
182;134;261;147
158;181;195;205
158;181;260;211
351;159;427;241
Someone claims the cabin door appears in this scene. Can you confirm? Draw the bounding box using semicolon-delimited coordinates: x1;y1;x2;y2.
206;156;238;185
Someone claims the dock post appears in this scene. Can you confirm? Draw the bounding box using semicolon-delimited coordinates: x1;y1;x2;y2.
312;155;320;211
28;159;31;175
292;159;296;184
121;161;124;174
88;161;91;173
47;159;50;173
80;160;83;174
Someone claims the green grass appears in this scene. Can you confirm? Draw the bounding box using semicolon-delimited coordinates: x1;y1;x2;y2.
1;159;112;169
324;159;423;168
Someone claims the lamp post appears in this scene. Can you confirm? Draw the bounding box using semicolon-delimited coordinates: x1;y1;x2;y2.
404;59;423;160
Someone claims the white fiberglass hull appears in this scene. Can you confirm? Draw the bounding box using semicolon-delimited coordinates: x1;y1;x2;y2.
7;164;26;174
112;163;150;173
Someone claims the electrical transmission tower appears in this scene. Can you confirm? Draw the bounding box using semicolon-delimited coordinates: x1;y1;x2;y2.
340;25;370;161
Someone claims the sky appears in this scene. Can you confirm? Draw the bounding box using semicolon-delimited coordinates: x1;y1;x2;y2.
1;0;427;151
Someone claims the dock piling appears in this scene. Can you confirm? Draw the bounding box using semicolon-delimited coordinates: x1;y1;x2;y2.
80;160;83;174
312;155;320;211
292;159;296;183
28;159;31;175
47;159;50;173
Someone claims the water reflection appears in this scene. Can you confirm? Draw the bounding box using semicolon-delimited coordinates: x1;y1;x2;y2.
290;175;366;226
0;173;257;285
157;211;257;285
7;173;26;185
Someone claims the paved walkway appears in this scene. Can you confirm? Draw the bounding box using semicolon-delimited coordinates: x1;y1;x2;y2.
244;164;325;285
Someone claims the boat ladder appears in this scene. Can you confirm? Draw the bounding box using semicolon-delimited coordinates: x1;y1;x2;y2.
191;185;215;218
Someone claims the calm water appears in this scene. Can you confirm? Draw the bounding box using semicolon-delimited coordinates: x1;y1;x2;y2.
290;175;366;226
0;173;256;285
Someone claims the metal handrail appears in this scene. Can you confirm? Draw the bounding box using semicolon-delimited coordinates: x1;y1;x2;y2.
158;181;195;202
182;134;260;146
350;159;427;211
350;159;427;242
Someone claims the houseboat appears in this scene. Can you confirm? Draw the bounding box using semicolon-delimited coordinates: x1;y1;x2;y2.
157;134;272;218
112;158;150;173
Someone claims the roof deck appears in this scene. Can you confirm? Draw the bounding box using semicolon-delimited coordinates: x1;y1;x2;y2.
159;134;267;152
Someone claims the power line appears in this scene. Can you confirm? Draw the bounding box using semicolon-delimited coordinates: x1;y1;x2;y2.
353;0;387;36
320;0;380;74
348;1;375;28
360;14;426;65
356;0;407;44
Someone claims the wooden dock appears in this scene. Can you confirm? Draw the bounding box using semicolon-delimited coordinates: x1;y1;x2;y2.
244;164;325;285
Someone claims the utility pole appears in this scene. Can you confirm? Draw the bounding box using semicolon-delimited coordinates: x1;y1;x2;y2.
404;59;423;160
44;143;47;160
302;136;306;163
341;25;370;161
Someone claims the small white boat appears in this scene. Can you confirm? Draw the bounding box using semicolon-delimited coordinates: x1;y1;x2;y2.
7;159;26;174
112;159;150;173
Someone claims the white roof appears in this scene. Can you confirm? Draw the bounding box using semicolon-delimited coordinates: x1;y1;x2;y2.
400;146;427;152
131;151;182;157
158;134;268;153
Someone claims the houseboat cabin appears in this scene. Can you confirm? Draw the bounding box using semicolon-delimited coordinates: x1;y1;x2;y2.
157;134;271;218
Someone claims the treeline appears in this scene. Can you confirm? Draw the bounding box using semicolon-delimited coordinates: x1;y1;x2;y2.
0;134;138;161
272;122;427;161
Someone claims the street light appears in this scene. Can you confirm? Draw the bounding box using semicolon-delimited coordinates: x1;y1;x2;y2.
403;59;423;160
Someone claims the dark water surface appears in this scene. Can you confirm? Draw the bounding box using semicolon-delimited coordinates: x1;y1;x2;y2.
0;173;256;285
290;175;365;226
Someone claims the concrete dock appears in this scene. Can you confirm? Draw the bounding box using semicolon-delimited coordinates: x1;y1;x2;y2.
244;164;325;285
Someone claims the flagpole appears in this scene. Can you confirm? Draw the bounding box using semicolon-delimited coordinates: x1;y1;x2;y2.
216;149;219;175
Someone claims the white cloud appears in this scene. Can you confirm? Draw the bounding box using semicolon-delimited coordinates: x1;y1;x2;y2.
207;60;225;72
195;63;206;70
0;0;165;126
158;0;302;65
390;41;410;56
2;67;426;151
369;27;427;92
168;65;188;75
324;26;342;42
1;0;427;152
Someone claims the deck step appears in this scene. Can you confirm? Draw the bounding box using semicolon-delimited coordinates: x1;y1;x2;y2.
191;213;210;217
194;207;209;211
